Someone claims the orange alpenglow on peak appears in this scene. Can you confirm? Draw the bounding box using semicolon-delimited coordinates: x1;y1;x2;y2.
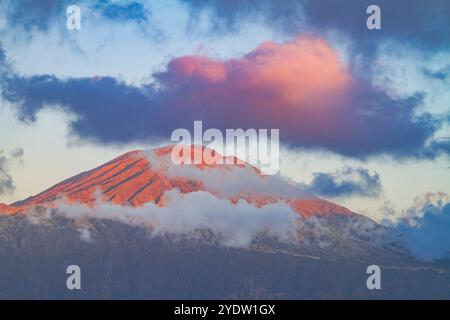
0;145;353;219
0;203;20;215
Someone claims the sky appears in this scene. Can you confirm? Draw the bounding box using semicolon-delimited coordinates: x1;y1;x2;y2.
0;0;449;223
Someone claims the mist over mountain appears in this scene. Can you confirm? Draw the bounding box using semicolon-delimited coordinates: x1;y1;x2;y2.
0;145;449;299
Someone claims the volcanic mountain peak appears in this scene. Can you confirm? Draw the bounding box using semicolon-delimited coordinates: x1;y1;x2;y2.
2;145;353;218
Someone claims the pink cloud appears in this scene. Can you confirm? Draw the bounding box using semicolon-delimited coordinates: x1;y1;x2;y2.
4;35;440;158
156;36;357;145
164;36;351;113
152;35;435;158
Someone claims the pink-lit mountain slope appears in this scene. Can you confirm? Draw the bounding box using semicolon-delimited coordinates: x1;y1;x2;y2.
2;145;354;219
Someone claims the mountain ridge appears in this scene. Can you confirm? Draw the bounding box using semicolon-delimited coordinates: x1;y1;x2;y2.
1;145;355;220
1;146;449;299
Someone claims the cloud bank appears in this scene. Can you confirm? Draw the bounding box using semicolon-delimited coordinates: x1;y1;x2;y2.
38;189;300;248
1;36;447;159
3;0;149;32
26;188;384;252
384;193;450;261
181;0;450;53
22;174;447;261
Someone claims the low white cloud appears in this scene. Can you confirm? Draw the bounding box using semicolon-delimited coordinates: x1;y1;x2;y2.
23;188;399;256
145;149;306;199
49;189;301;248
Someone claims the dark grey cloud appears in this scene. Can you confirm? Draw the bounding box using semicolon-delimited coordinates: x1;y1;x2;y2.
1;74;162;144
422;66;450;81
384;193;450;261
95;0;148;24
302;167;382;198
6;1;450;63
181;0;450;51
181;0;305;35
5;0;66;32
4;0;149;32
181;0;450;79
0;40;448;159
